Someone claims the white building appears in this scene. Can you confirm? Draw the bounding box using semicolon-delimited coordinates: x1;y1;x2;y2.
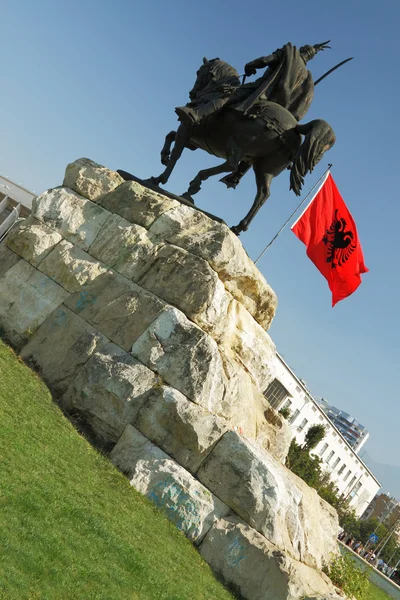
0;175;35;240
264;353;381;516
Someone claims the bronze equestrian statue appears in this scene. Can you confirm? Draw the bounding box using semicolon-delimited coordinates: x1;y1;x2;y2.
151;41;341;235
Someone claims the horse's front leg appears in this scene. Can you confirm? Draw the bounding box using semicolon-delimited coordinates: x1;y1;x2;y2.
185;141;242;196
152;123;191;186
231;164;273;236
185;160;238;197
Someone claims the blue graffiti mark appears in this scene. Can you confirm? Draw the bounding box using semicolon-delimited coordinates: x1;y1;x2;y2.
51;308;68;329
148;477;202;539
226;537;246;568
75;290;96;312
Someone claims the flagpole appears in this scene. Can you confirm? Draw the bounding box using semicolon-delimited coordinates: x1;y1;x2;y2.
254;164;333;265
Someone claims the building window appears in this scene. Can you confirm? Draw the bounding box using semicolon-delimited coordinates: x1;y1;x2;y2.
338;464;346;476
332;457;340;469
344;470;352;482
295;385;301;393
312;406;317;412
281;398;292;411
297;418;308;432
289;409;300;424
319;442;329;456
263;379;291;410
348;476;357;489
326;450;335;464
350;480;362;498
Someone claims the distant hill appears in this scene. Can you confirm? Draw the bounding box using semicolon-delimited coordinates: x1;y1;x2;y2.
362;452;400;501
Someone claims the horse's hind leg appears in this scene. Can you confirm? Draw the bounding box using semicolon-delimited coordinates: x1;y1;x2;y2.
231;162;273;235
160;131;176;166
152;123;191;185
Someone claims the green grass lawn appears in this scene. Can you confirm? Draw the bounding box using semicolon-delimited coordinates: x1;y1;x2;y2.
365;581;396;600
0;340;235;600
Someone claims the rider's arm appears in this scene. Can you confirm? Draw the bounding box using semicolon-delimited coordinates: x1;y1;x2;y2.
244;51;281;76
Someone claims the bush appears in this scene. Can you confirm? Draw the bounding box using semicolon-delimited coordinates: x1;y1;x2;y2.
279;407;291;419
324;553;370;600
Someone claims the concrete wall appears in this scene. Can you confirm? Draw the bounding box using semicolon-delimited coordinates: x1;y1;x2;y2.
340;543;400;600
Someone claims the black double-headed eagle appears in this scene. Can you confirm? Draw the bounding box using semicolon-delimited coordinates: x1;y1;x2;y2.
322;209;356;268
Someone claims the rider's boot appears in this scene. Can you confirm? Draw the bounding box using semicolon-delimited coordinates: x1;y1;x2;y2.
175;99;227;127
175;106;200;126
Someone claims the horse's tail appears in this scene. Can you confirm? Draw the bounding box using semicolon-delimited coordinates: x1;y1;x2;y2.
290;119;336;196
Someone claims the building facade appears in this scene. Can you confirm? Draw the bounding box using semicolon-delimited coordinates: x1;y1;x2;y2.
264;353;381;516
0;175;34;240
362;493;400;526
317;398;369;453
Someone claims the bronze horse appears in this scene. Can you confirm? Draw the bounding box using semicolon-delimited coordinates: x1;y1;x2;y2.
152;60;335;235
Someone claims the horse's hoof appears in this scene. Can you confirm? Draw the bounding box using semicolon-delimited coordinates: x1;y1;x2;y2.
150;175;167;186
230;225;241;237
220;175;239;189
181;192;195;205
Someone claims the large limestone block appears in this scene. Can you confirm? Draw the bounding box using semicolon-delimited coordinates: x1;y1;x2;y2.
0;261;69;349
32;187;110;251
131;306;225;411
20;305;108;397
5;217;62;267
89;213;164;281
110;425;230;543
220;299;276;391
38;240;108;292
149;204;277;329
97;180;179;228
0;244;20;277
216;353;258;439
64;271;166;351
256;406;292;464
61;344;159;443
63;158;124;201
136;386;229;474
137;244;230;336
197;431;338;570
199;517;340;600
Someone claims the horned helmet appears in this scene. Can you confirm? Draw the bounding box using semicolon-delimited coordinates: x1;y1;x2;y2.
300;40;331;62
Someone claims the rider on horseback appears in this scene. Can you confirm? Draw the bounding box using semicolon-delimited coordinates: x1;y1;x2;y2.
175;57;241;127
175;41;330;127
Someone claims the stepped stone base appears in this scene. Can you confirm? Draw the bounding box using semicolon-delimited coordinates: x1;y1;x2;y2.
0;158;345;600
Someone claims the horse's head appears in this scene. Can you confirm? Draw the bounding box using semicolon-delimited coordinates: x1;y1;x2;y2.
189;57;220;101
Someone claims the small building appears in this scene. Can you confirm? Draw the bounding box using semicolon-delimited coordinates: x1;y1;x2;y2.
264;353;381;516
362;493;400;526
0;175;35;240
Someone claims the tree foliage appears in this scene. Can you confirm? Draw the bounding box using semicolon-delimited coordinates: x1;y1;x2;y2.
279;407;291;419
303;424;326;451
286;426;400;565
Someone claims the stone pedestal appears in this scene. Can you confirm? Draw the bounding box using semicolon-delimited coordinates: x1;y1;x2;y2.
0;158;344;600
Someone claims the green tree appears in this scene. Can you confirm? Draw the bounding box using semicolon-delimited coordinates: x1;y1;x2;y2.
285;428;357;531
285;439;324;488
279;407;291;419
303;424;326;451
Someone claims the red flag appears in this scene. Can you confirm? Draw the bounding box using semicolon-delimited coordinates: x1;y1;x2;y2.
291;172;368;306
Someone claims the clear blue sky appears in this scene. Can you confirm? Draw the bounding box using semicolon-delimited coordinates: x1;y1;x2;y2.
2;0;399;471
